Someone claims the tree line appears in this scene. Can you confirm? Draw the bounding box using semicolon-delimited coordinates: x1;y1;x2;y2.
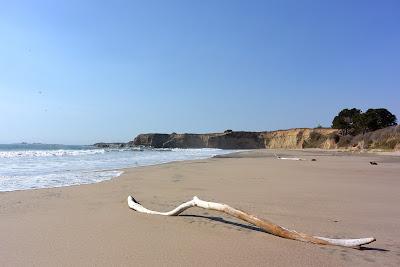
332;108;397;135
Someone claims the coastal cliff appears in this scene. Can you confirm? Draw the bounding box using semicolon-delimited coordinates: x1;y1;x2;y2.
132;131;264;149
132;128;340;149
261;128;338;149
94;125;400;150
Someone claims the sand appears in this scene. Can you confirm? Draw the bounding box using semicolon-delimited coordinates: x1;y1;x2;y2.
1;149;400;266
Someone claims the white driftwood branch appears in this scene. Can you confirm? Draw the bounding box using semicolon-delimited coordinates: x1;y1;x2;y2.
274;154;305;161
127;195;375;248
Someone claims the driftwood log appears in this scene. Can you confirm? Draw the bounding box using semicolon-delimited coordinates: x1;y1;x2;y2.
127;195;375;248
274;154;306;161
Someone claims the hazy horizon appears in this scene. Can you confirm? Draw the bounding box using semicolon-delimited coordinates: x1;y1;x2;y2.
1;1;399;145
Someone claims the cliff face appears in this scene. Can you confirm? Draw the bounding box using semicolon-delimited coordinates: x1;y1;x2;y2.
342;125;400;150
132;131;264;149
261;128;339;149
207;131;264;149
132;128;340;149
129;134;170;148
95;126;400;150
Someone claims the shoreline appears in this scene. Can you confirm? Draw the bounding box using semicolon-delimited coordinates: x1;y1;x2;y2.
2;147;398;194
1;149;400;266
0;148;237;193
1;148;392;195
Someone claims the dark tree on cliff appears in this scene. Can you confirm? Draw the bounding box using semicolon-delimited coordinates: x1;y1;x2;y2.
332;108;397;135
363;109;397;131
331;108;361;135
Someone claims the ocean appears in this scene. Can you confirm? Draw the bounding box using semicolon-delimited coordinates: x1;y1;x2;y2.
0;144;234;192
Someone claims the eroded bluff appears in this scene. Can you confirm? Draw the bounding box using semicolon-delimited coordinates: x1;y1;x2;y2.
132;128;340;149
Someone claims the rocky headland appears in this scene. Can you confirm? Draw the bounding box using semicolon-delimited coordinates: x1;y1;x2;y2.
94;125;400;150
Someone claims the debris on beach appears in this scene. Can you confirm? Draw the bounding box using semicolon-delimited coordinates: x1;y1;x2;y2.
370;161;378;165
128;195;376;248
274;154;306;161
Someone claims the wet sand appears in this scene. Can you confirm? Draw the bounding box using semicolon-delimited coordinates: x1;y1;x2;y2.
1;149;400;266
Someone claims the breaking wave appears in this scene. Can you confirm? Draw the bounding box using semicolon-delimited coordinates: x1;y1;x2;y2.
0;149;105;158
0;145;235;192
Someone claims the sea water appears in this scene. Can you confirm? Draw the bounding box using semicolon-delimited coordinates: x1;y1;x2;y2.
0;144;234;192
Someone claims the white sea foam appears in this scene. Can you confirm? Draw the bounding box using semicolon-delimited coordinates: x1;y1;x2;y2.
0;171;124;192
0;146;235;192
0;149;105;158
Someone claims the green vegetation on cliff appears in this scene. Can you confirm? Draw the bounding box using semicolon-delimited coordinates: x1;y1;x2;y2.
332;108;397;135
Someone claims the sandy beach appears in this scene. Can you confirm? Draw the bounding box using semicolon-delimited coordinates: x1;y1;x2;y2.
1;149;400;266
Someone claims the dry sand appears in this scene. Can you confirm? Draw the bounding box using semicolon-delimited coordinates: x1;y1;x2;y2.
1;149;400;266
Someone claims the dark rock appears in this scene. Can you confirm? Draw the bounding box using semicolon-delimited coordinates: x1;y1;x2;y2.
132;134;170;148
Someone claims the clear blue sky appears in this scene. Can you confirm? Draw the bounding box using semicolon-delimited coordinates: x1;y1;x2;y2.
1;0;399;144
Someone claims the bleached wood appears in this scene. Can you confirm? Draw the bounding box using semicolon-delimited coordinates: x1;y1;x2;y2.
127;196;375;248
274;154;305;161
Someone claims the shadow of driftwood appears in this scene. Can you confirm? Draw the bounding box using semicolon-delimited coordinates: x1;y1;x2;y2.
358;247;390;252
180;214;266;233
180;215;390;252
